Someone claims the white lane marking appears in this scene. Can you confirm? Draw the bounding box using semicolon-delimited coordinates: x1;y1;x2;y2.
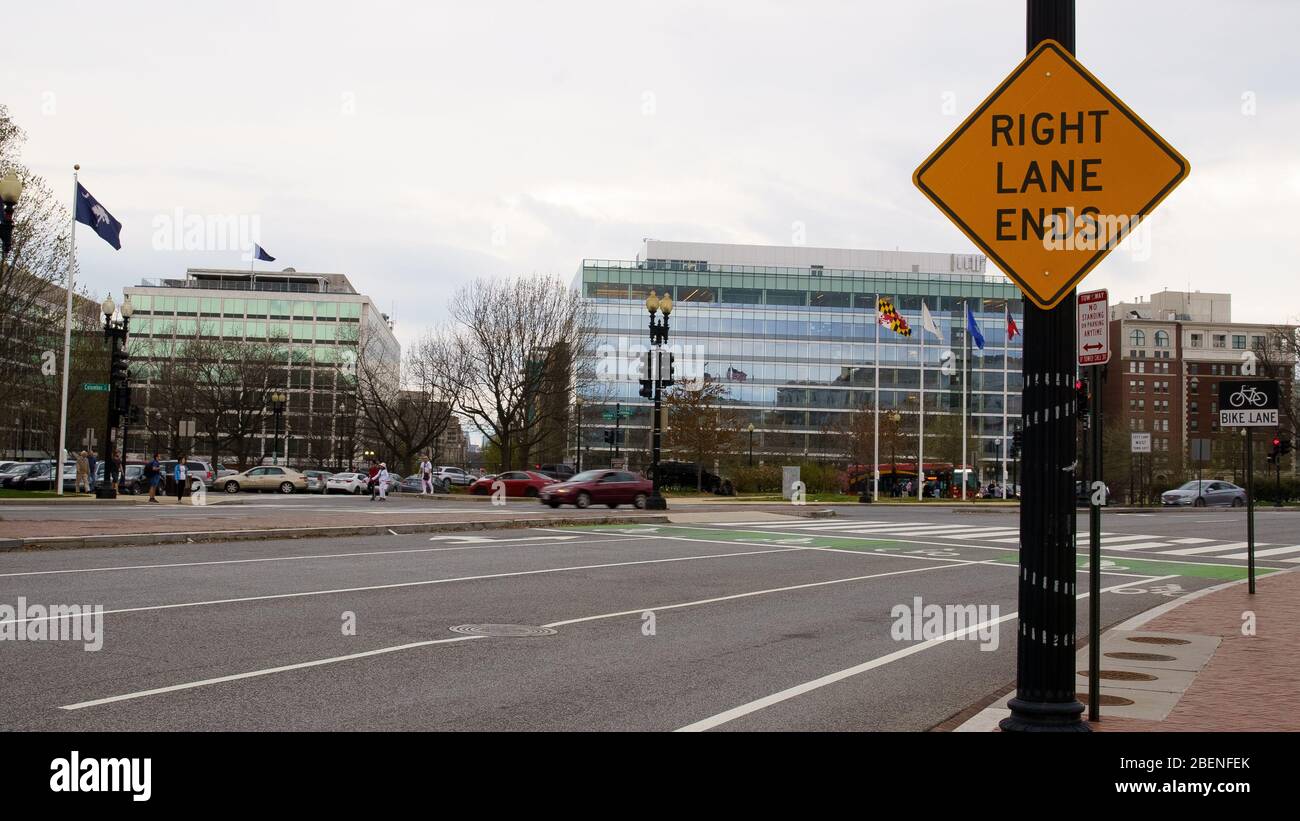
1220;545;1300;560
919;528;1022;540
61;636;486;710
674;575;1176;732
1089;542;1173;552
65;560;984;711
1157;541;1254;556
0;536;636;579
2;546;802;629
428;535;577;544
1168;537;1214;545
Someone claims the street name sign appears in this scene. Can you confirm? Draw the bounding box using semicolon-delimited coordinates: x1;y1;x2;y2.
1130;432;1151;454
914;40;1190;309
1218;379;1280;427
1077;288;1109;365
82;383;110;392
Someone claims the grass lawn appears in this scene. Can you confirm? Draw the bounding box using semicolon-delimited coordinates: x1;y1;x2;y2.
0;489;93;500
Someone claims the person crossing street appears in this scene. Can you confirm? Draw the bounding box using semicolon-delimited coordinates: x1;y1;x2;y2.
419;456;434;495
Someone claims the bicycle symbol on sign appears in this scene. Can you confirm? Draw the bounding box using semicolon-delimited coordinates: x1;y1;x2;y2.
1228;386;1268;408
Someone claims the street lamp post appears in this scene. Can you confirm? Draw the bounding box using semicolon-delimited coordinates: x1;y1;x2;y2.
95;294;132;499
270;392;288;466
645;290;673;510
0;171;24;259
747;423;755;468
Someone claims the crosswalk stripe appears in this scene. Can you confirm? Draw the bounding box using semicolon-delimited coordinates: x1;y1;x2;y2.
1086;542;1173;552
1218;545;1300;560
923;528;1022;539
1168;537;1215;545
1158;541;1255;556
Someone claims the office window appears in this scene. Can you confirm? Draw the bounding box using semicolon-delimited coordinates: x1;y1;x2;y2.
1154;330;1170;347
316;302;338;320
176;297;199;315
1189;333;1201;348
1252;335;1265;350
1232;334;1246;349
1129;329;1146;347
1213;334;1226;348
247;300;269;317
293;301;315;319
200;297;221;315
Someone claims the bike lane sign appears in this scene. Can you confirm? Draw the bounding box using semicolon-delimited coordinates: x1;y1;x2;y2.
1218;379;1279;427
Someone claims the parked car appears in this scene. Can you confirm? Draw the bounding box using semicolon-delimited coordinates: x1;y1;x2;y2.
1161;480;1247;507
397;473;451;494
650;460;722;493
325;472;368;494
95;462;146;494
540;469;653;509
536;463;576;481
1075;481;1112;506
301;470;333;494
159;460;211;491
7;461;77;491
433;466;472;486
221;466;308;494
0;462;37;488
468;470;553;497
214;463;240;479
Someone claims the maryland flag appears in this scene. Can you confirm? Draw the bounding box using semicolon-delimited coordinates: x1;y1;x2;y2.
877;296;911;337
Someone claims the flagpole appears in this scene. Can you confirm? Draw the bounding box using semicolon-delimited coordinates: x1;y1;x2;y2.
56;165;79;495
961;300;969;501
873;293;880;502
1002;304;1010;500
918;308;925;502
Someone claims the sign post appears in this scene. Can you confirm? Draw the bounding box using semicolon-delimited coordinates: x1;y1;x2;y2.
1077;288;1108;723
913;0;1188;731
1219;379;1280;594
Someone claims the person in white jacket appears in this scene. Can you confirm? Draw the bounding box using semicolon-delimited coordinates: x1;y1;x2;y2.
376;463;390;501
419;457;434;495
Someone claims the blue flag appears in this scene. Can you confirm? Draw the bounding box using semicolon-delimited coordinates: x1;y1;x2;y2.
253;243;276;262
74;183;122;250
966;304;985;350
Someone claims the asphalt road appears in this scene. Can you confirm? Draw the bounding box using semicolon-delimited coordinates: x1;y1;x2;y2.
0;504;1288;731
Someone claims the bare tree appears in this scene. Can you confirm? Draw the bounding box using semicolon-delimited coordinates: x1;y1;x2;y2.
355;329;457;475
664;379;743;490
447;276;595;471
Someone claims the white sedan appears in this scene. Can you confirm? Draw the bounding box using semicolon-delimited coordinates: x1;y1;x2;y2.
325;472;369;494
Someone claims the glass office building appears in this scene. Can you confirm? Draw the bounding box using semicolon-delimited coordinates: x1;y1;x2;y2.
575;241;1024;481
124;268;400;467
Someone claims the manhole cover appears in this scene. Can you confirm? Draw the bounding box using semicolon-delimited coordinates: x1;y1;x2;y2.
1106;651;1176;662
449;624;557;637
1127;636;1190;646
1079;669;1158;682
1076;693;1136;707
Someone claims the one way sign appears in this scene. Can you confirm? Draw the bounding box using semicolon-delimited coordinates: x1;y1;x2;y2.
1078;289;1109;366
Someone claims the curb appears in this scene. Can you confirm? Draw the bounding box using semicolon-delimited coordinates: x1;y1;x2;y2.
1;514;672;553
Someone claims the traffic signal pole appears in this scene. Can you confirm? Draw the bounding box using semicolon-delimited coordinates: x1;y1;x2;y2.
1000;0;1087;733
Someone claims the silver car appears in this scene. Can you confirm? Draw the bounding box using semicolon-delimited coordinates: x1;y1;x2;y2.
1161;480;1247;507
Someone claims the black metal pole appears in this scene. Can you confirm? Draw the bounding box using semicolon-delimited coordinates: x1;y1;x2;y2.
1246;428;1255;594
615;402;621;459
1088;363;1102;722
645;321;668;510
1001;0;1085;733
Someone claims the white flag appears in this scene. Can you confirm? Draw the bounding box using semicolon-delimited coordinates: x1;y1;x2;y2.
920;301;941;340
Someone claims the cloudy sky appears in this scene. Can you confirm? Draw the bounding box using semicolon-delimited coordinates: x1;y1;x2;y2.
5;0;1298;348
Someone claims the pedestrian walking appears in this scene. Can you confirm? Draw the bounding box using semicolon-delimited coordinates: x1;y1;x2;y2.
146;452;163;503
419;456;434;495
75;450;89;493
376;463;390;501
87;450;99;492
367;460;380;501
174;455;189;502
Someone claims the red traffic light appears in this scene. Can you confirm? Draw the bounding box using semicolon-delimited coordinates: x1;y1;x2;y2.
1274;437;1282;448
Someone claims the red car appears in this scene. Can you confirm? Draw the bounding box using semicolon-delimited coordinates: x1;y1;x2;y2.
468;470;553;498
540;469;652;509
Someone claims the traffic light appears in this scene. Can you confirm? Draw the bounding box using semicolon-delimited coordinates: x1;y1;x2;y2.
1011;429;1023;456
110;349;130;386
1268;436;1282;465
662;352;676;387
638;379;654;399
603;430;613;445
1075;378;1090;427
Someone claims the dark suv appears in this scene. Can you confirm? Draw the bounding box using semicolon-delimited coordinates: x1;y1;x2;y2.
650;461;723;493
536;463;576;481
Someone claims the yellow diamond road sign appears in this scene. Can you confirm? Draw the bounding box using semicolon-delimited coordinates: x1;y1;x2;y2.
913;40;1189;310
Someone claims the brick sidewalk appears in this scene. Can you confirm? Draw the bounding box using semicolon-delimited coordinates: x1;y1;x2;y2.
1089;569;1300;732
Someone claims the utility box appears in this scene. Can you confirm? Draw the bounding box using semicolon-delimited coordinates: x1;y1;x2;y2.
782;466;801;500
